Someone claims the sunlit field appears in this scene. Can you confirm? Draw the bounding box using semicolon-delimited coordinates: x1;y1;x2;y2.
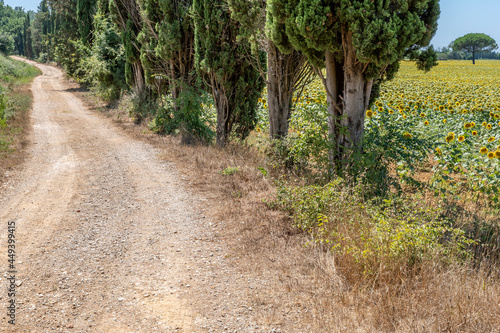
257;60;500;204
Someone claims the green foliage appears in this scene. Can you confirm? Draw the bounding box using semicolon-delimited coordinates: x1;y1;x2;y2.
77;0;97;44
76;13;127;101
193;0;265;146
0;31;14;54
149;87;215;143
221;166;240;175
273;178;474;279
0;3;27;55
266;0;440;161
414;45;439;72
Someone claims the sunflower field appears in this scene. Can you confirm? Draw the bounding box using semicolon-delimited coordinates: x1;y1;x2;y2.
258;60;500;204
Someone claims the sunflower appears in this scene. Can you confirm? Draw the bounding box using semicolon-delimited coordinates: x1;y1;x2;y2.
488;136;496;142
495;114;500;119
366;110;373;118
495;150;500;158
470;122;476;127
472;131;478;136
424;121;429;126
443;119;447;124
420;113;426;117
378;107;383;113
482;121;487;127
458;135;465;142
487;124;492;130
403;132;412;139
487;152;495;159
435;147;442;156
464;123;472;129
439;105;445;111
480;147;488;154
445;134;454;143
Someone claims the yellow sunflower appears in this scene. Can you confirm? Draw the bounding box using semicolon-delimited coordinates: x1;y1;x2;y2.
488;137;496;143
480;147;488;154
487;152;495;159
495;150;500;158
472;131;478;136
458;135;465;142
487;124;492;130
424;121;429;126
366;110;373;118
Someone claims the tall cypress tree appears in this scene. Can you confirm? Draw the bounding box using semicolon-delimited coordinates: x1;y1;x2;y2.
23;12;33;58
77;0;97;45
267;0;440;168
228;0;313;140
109;0;145;90
193;0;265;147
139;0;196;103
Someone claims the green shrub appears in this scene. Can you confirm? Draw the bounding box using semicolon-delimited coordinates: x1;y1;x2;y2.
149;87;214;144
273;178;474;281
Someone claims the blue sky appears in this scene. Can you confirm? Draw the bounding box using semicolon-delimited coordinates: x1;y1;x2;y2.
3;0;500;49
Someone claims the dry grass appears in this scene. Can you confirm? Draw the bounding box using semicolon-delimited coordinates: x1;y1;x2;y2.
81;90;500;332
0;85;33;184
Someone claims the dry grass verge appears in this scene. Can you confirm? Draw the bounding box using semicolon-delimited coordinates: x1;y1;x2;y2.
80;89;500;332
0;85;33;185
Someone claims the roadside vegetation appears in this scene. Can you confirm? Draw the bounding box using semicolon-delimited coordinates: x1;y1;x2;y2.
2;0;500;330
0;55;40;175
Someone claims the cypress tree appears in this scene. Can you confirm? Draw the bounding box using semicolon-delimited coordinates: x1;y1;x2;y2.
228;0;313;140
77;0;97;45
193;0;265;147
23;13;33;58
109;0;145;90
138;0;196;102
267;0;440;168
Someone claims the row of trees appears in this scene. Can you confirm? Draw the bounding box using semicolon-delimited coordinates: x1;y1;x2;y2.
0;2;26;55
6;0;440;172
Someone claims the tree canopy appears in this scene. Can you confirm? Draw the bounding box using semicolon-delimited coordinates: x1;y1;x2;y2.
452;33;498;64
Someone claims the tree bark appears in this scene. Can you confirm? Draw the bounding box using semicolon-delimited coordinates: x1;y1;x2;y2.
338;30;373;155
325;50;344;169
267;44;294;140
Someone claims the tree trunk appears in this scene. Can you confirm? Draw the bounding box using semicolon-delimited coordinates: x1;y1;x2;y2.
325;50;344;169
472;47;476;64
212;79;229;147
267;44;294;140
338;30;373;156
132;61;144;91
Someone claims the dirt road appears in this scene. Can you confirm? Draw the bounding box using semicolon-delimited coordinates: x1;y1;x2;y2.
0;59;274;332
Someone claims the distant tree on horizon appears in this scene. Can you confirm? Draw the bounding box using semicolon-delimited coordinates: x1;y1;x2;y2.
452;33;498;64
